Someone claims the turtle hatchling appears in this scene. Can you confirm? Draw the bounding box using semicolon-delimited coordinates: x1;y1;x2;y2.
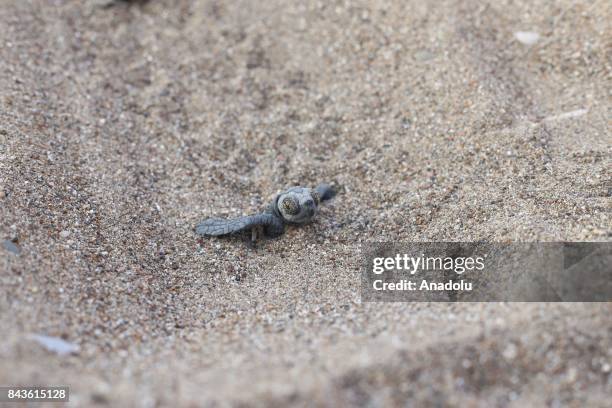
196;183;336;242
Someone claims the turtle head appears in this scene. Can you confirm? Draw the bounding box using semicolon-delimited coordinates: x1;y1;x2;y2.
277;187;321;224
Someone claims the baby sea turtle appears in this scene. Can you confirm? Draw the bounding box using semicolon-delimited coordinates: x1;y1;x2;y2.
195;183;336;242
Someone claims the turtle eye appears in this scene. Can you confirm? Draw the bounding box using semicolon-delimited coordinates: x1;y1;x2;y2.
311;190;321;205
281;196;300;215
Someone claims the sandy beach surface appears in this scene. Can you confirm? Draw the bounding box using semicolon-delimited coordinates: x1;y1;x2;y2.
0;0;610;406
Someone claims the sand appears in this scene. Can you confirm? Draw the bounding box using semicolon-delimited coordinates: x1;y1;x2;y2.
0;0;610;406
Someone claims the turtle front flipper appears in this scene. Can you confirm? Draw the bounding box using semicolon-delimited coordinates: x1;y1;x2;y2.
195;213;284;238
315;183;336;202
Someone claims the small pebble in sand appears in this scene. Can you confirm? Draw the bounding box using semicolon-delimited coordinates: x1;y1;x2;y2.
543;109;588;122
514;31;540;45
60;230;71;238
2;239;20;255
28;334;80;356
503;343;518;360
